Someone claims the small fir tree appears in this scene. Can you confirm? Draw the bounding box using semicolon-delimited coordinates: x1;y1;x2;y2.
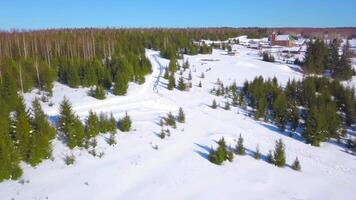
118;112;132;132
292;156;301;171
236;134;245;155
177;76;186;91
211;99;218;109
177;107;185;123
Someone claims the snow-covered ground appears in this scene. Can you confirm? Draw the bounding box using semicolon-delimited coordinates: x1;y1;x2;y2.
1;47;356;200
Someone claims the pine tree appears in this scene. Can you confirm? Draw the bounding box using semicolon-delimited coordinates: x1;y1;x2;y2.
255;96;267;120
108;113;117;134
201;72;205;78
86;110;100;138
168;74;176;90
118;112;132;132
188;71;192;81
12;96;32;162
334;41;353;80
177;107;185;123
236;134;245;155
328;39;340;72
58;98;84;149
0;115;23;181
159;129;165;139
89;85;106;100
211;99;218;109
292;156;301;171
177;76;186;91
208;137;228;165
198;81;202;88
183;60;190;70
113;73;128;96
28;99;56;166
272;93;288;131
289;102;300;132
302;106;324;146
168;57;177;72
273;139;286;167
99;113;109;133
165;112;176;128
0;71;18;110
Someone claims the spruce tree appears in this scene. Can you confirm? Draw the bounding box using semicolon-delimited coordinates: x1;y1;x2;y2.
272;93;288;131
12;96;32;162
159;128;166;139
118;112;132;132
108;113;117;134
273;139;286;167
198;81;202;88
188;71;192;81
177;107;185;123
267;150;274;164
289;102;300;132
167;74;176;90
86;110;100;138
334;41;353;80
211;99;218;109
208;137;228;165
236;134;245;155
29;99;56;166
177;76;186;91
58;98;84;149
89;85;106;100
165;112;176;127
113;73;128;96
0;115;23;181
292;156;301;171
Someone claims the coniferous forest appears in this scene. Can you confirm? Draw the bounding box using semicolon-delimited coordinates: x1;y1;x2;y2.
0;28;268;181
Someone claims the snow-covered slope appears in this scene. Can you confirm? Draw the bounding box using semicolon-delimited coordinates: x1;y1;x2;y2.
1;47;356;200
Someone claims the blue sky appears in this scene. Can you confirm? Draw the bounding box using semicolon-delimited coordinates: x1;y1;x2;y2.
0;0;355;30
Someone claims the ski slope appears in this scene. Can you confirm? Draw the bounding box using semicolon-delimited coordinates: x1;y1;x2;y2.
2;47;356;200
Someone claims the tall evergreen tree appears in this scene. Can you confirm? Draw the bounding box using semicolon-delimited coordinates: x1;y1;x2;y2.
0;115;22;181
113;73;128;95
272;93;288;131
177;76;186;91
28;99;56;166
273;139;286;167
11;96;32;162
86;110;100;138
236;134;245;155
58;98;85;149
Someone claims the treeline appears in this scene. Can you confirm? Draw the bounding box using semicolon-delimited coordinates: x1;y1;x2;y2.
302;38;354;80
0;28;267;95
212;76;355;146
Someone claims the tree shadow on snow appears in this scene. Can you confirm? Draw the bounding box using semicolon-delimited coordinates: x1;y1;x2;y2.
259;122;305;143
194;143;211;160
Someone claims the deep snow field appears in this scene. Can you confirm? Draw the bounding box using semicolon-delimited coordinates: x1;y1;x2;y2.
1;46;356;200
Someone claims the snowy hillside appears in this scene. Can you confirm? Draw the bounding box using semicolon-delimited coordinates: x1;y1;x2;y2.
1;47;356;200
